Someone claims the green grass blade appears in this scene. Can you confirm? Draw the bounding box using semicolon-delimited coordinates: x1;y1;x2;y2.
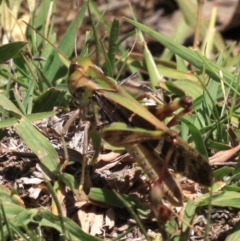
88;3;101;66
14;115;60;175
42;2;88;82
0;111;55;128
181;118;208;158
107;18;119;76
124;18;239;94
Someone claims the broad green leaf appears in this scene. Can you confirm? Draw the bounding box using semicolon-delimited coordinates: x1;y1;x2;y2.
0;42;27;64
58;173;79;194
164;81;186;97
225;223;240;241
172;80;203;99
89;187;146;212
214;167;233;180
14;115;60;174
224;185;240;193
211;191;240;208
193;190;240;208
32;88;66;112
0;185;24;207
157;65;199;82
0;95;23;116
0;202;26;221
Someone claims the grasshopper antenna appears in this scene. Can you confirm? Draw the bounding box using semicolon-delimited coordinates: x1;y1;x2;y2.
74;0;80;58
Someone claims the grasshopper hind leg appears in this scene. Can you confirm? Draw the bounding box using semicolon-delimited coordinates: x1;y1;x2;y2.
61;109;81;171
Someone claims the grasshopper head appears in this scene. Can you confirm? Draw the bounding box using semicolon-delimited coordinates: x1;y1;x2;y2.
68;56;118;106
68;57;101;101
68;57;92;96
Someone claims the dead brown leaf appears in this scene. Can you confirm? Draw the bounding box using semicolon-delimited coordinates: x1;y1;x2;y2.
78;205;104;236
105;208;115;230
209;144;240;164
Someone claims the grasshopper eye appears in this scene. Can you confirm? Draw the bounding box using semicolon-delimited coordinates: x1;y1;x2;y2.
69;60;81;74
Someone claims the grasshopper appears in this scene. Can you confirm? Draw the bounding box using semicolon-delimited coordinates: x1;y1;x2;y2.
68;57;213;207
